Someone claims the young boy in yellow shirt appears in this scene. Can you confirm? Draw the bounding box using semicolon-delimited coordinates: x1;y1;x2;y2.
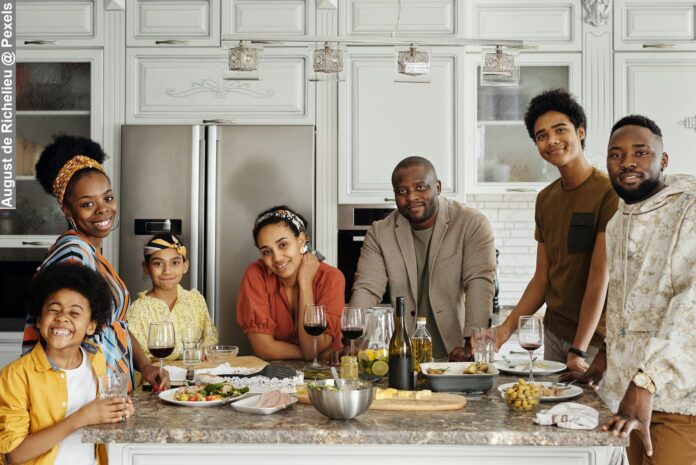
0;263;134;465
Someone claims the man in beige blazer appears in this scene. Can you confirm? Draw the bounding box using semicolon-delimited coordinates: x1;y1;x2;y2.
349;157;496;361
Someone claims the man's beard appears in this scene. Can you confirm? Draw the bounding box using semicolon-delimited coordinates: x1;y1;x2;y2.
611;176;660;203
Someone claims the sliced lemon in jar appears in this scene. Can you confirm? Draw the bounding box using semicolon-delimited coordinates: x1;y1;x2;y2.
371;360;389;377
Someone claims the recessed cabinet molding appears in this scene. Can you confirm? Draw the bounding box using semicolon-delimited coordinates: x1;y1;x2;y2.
615;52;696;176
467;0;580;51
615;0;696;50
17;0;103;46
340;0;457;36
126;48;313;124
339;47;464;204
222;0;312;35
126;0;220;47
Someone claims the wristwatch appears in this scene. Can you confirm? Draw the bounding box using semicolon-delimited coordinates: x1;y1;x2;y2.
632;370;656;394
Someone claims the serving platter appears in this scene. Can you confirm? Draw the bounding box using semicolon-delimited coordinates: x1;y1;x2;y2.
498;382;583;402
231;394;298;414
159;388;251;407
493;359;566;376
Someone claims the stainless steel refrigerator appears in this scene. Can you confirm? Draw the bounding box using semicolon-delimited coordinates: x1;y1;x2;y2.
119;125;315;355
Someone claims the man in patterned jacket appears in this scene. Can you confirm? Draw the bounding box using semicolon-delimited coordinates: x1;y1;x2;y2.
563;115;696;464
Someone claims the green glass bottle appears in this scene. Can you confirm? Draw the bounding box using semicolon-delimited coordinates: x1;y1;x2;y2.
388;296;414;390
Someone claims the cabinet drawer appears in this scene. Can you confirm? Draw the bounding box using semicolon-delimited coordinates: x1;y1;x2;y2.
222;0;311;35
615;0;696;50
467;0;580;51
17;0;103;46
126;48;313;124
127;0;220;46
340;0;456;36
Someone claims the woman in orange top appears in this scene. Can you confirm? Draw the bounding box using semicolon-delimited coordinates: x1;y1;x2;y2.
236;206;345;361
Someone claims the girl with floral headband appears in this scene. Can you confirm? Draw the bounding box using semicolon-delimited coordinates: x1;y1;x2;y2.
25;134;170;392
128;233;218;360
236;205;345;361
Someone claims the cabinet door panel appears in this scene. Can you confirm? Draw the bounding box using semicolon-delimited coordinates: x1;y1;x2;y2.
127;48;312;124
340;0;456;36
468;0;580;51
615;53;696;176
339;47;464;204
127;0;220;46
615;0;696;50
222;0;309;35
18;0;103;46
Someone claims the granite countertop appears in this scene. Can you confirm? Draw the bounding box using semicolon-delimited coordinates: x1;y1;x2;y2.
82;373;627;447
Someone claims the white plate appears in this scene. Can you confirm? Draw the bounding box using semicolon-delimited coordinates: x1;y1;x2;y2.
231;394;298;414
498;382;583;402
494;359;566;375
158;388;251;407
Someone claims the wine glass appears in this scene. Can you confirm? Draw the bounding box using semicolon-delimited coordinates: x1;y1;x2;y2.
304;304;327;368
341;307;364;356
518;316;543;383
148;322;176;382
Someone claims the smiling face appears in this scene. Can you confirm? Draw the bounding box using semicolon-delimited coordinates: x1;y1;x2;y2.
256;222;306;280
607;125;668;204
392;164;441;230
37;289;96;355
62;171;117;247
533;111;586;168
144;248;189;291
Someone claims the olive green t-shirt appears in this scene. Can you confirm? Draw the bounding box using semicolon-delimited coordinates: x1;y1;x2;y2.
412;226;448;359
534;168;619;346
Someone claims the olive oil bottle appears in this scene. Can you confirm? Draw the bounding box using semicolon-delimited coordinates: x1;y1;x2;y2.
388;296;414;390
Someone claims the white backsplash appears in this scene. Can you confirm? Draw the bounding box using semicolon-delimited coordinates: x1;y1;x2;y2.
466;193;537;306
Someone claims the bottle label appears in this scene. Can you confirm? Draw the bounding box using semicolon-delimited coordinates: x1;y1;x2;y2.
388;357;414;390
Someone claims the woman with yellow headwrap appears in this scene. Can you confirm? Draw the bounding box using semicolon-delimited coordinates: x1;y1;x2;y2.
24;135;170;392
128;233;218;360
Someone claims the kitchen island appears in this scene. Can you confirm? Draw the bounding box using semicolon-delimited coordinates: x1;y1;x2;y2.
83;375;627;465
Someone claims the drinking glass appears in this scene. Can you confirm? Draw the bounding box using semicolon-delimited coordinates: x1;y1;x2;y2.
473;327;496;363
148;322;176;380
98;371;128;399
518;316;543;383
304;304;327;368
181;327;203;366
341;306;364;356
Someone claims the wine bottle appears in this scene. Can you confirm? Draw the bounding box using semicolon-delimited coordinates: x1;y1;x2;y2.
388;296;414;390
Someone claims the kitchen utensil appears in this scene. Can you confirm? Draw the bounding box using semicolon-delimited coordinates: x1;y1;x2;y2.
553;379;578;389
307;379;375;420
330;366;344;390
420;362;498;393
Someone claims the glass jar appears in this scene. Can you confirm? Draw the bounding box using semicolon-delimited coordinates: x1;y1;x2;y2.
339;355;358;380
357;307;394;379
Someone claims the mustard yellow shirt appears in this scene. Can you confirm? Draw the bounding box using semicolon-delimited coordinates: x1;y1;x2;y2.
128;285;218;360
0;343;107;465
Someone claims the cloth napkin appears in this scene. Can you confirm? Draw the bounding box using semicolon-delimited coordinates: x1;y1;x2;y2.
534;402;599;430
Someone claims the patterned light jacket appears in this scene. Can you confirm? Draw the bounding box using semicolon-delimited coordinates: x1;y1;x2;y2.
601;174;696;416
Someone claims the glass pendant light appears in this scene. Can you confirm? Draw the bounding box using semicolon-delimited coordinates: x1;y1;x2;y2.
226;41;263;80
394;45;430;83
481;45;520;87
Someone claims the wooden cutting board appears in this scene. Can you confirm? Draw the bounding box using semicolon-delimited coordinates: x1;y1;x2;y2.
161;355;268;371
296;391;467;411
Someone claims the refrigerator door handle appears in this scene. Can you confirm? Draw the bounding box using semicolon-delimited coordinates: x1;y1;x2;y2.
206;125;219;326
189;126;201;290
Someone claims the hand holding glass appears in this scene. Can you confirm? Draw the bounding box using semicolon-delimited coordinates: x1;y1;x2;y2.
148;322;175;380
518;316;543;383
304;304;327;368
341;306;364;356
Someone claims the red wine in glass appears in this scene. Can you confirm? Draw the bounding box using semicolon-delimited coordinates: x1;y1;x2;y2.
520;342;541;351
304;323;327;337
518;315;543;383
150;347;175;359
341;327;364;340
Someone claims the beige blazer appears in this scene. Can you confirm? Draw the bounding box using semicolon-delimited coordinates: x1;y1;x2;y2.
349;196;496;352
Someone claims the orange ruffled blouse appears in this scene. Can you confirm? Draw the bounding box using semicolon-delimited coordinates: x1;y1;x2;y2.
236;260;345;351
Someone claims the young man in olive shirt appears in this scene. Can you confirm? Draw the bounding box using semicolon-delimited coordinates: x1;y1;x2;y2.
495;89;618;372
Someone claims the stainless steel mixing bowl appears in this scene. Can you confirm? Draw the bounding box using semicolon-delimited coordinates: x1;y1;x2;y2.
306;379;375;420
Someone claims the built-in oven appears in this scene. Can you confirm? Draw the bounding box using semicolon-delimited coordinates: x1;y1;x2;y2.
0;245;50;331
338;205;396;304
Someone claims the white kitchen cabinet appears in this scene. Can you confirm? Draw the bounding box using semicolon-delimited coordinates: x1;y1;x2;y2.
17;0;103;47
126;0;220;47
615;53;696;176
338;47;465;204
614;0;696;51
465;0;581;52
339;0;459;37
0;332;22;370
221;0;314;36
464;53;582;194
126;47;313;124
